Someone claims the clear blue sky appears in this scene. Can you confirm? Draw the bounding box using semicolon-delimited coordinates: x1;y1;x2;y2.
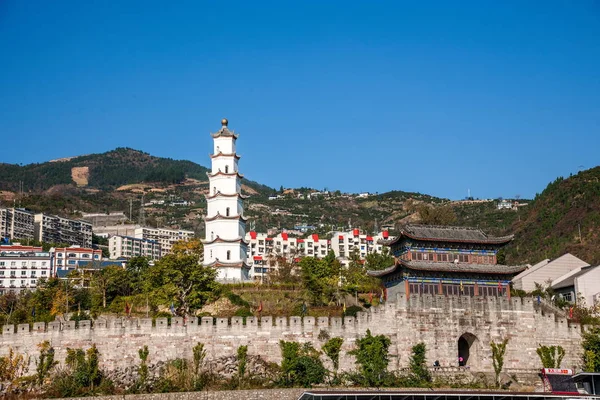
1;1;598;200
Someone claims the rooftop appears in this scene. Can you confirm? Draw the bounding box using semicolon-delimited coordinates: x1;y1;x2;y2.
385;224;514;246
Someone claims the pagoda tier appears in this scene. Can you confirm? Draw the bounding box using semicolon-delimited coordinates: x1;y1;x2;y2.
210;152;241;160
204;192;249;200
206;171;244;179
202;236;249;245
204;213;248;223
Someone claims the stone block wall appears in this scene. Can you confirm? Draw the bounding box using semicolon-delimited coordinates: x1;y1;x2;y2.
0;294;585;377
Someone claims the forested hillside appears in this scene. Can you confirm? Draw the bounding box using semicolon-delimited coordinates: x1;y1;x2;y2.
0;147;272;194
504;167;600;265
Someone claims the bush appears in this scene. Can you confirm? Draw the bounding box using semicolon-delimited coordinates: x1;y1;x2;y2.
226;292;250;308
278;341;326;387
234;307;254;317
344;305;363;317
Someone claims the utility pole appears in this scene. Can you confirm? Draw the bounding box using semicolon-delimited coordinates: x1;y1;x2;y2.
129;199;133;223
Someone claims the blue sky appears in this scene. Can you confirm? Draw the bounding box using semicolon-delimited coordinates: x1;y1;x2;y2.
1;1;598;200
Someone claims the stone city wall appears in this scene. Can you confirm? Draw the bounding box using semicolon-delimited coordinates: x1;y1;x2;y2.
0;294;586;377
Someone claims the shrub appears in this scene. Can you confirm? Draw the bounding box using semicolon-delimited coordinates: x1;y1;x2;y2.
348;329;391;387
344;305;363;317
278;341;326;387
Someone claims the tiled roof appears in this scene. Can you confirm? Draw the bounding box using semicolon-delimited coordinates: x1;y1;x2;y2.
204;260;250;269
210;126;239;139
387;224;514;246
367;259;526;277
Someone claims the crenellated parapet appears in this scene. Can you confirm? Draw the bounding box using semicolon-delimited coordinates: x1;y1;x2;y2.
0;295;586;375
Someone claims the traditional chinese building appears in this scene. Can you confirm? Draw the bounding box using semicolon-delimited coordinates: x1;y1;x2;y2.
202;119;251;282
368;224;525;299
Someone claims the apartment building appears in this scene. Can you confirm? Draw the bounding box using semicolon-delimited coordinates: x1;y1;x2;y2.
330;229;393;266
0;245;52;294
34;213;93;248
109;235;161;260
0;208;35;241
52;246;103;272
134;227;194;254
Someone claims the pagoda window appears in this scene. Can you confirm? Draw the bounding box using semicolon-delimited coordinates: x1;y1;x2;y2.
211;231;214;240
458;254;469;263
225;165;229;173
226;207;230;216
226;250;231;260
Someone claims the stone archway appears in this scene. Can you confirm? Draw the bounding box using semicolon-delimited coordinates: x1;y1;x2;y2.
458;332;480;369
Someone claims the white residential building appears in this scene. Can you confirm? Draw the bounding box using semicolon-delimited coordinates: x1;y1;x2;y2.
109;235;161;260
202;119;250;281
0;208;35;241
512;253;590;292
552;264;600;306
0;245;52;294
299;234;329;258
134;227;194;255
34;213;92;248
330;229;394;266
52;246;103;273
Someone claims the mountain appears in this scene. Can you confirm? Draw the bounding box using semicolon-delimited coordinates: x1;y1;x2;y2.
0;147;271;194
504;167;600;265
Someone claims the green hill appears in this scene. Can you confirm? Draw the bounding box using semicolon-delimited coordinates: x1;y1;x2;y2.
0;147;272;195
504;167;600;265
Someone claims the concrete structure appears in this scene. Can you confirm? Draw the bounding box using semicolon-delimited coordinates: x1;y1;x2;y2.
109;235;161;260
0;294;585;381
512;253;590;292
552;265;600;306
330;229;393;266
81;212;128;226
0;207;35;241
93;224;141;237
34;213;93;248
0;245;52;294
134;227;194;255
202;119;250;282
51;245;103;273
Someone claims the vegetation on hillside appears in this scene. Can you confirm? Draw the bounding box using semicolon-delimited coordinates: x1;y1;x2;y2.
503;167;600;265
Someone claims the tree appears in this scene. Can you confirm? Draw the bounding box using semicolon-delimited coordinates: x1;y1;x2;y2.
322;337;343;374
348;329;391;387
490;338;509;387
364;247;394;271
279;341;326;387
536;344;565;368
36;341;57;386
409;342;431;383
582;327;600;372
89;265;130;310
299;255;340;305
144;244;218;315
237;345;248;386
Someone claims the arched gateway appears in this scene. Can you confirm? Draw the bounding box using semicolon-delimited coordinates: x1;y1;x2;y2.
458;332;480;368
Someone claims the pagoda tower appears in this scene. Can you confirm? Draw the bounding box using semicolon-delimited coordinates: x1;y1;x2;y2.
202;118;250;281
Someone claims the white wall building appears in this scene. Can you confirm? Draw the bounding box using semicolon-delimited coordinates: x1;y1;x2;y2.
512;253;590;292
330;229;393;266
109;235;161;260
0;245;52;294
134;227;194;255
0;208;35;241
203;119;250;282
34;213;92;248
52;246;102;273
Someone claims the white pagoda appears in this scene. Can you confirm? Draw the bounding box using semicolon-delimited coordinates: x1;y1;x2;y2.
202;118;251;282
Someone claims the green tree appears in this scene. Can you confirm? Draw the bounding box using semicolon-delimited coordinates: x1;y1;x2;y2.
536;344;565;368
409;342;431;383
144;245;218;315
299;255;340;305
348;329;391;387
90;265;130;310
237;345;248;386
582;327;600;372
322;337;343;373
364;247;394;271
490;338;509;387
36;341;58;386
137;346;150;392
279;341;326;387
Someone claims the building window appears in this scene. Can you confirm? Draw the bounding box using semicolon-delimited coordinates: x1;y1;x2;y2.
21;271;26;276
211;231;214;240
226;207;230;216
225;165;229;173
226;250;231;260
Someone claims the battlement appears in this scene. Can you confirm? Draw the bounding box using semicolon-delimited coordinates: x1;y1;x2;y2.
0;293;582;337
